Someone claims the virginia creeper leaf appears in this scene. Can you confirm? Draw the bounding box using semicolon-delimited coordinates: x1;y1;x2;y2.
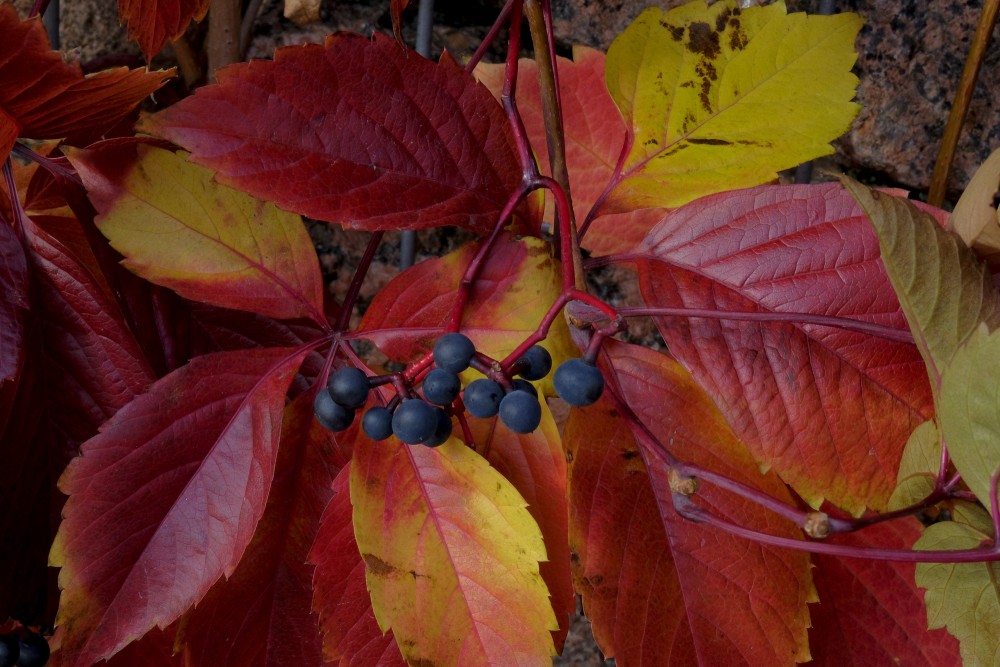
140;33;521;233
102;626;182;667
845;178;1000;394
389;0;412;43
476;48;667;256
468;399;575;650
0;4;171;158
67;143;327;324
598;340;815;665
51;347;308;666
350;437;558;665
311;464;405;666
951;147;1000;269
808;519;961;667
939;325;1000;511
179;391;345;667
632;182;933;513
357;233;576;396
118;0;211;58
915;503;1000;667
0;220;28;431
602;0;860;213
887;420;941;512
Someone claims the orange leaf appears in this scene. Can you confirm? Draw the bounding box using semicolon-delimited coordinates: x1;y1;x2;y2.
118;0;210;58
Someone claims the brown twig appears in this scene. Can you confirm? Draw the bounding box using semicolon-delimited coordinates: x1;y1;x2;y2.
928;0;1000;206
171;35;203;87
207;0;242;82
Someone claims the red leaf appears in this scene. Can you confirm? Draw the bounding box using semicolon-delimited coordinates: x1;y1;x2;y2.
632;183;933;513
390;0;412;44
181;392;347;667
568;340;815;666
0;220;29;431
477;48;666;255
0;4;171;158
469;402;576;650
310;464;405;666
808;519;961;667
118;0;210;59
140;33;521;233
51;347;308;666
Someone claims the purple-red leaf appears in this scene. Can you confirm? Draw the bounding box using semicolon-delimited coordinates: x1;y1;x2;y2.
631;183;933;513
140;33;521;233
118;0;210;59
0;220;28;432
310;464;405;666
51;347;307;666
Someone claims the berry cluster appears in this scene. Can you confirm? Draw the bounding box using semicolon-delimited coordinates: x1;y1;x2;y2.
0;630;49;667
313;332;606;444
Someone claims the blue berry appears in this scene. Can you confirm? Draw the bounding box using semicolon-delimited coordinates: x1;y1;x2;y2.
463;378;503;418
433;333;476;373
422;369;461;406
392;399;438;444
553;358;604;407
423;408;454;447
327;367;370;409
314;389;355;431
512;379;537;397
362;406;394;441
517;345;552;381
17;632;48;667
0;634;19;667
499;390;542;434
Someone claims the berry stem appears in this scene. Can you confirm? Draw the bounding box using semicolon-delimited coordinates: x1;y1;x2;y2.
335;230;384;332
465;0;515;74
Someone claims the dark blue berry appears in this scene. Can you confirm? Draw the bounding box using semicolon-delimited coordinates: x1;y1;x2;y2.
517;345;552;381
553;358;604;407
0;634;18;667
392;399;438;444
327;367;370;409
314;389;355;431
499;390;542;434
423;408;454;447
422;369;461;406
362;406;394;441
463;378;503;418
433;333;476;374
512;379;537;397
17;631;49;667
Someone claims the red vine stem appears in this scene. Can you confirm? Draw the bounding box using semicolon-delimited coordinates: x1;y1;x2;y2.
334;230;384;333
465;0;516;74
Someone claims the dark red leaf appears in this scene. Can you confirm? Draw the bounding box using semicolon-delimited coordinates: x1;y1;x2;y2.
181;392;347;666
0;220;29;433
140;33;521;233
631;183;933;513
390;0;412;44
808;519;961;667
51;347;308;666
310;464;405;666
0;4;171;158
118;0;211;59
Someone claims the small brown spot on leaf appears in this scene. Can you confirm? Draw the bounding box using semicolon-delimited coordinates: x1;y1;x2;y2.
662;21;685;41
687;22;720;59
643;138;659;147
362;553;397;577
729;18;748;50
688;137;731;146
622;449;639;459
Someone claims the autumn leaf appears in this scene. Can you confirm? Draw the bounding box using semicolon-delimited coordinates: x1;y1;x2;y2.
0;4;171;159
51;347;308;666
631;182;932;513
808;519;960;667
178;392;345;666
845;178;1000;394
350;436;558;665
0;221;29;428
389;0;412;43
915;503;1000;667
887;420;941;512
311;464;405;666
476;48;668;256
567;340;814;665
140;33;521;233
284;0;320;26
68;142;327;325
951;147;1000;269
600;0;860;213
468;399;575;649
939;325;1000;511
357;233;576;396
118;0;210;58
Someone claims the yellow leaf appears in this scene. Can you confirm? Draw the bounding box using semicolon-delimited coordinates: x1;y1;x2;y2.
952;147;1000;270
68;143;325;323
887;420;940;511
351;437;557;666
915;504;1000;667
603;0;861;211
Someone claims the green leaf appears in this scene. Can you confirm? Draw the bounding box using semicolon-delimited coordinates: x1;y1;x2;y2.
915;504;1000;667
601;0;861;212
844;179;1000;393
888;420;940;511
940;325;1000;512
